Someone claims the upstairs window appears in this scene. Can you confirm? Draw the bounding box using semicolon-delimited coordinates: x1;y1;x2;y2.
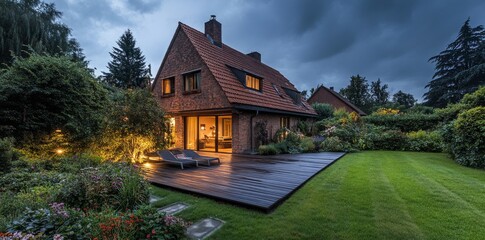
245;74;261;91
162;77;175;96
183;71;201;93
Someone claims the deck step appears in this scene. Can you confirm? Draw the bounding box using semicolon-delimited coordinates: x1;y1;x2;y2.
186;218;224;240
158;202;189;215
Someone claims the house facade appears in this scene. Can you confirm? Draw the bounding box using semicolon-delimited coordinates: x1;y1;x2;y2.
307;86;367;116
152;16;316;153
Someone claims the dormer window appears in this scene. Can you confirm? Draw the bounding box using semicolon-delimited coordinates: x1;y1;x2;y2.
183;71;201;93
245;74;261;91
162;77;175;96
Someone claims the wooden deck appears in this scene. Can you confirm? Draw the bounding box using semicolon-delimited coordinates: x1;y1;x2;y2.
142;152;345;211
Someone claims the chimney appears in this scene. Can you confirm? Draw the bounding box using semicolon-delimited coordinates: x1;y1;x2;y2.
330;87;334;91
247;51;261;62
205;15;222;46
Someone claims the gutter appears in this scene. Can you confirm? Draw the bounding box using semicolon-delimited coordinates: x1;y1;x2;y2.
250;110;259;152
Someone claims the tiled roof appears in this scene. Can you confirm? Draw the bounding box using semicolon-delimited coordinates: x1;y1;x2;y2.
179;23;316;116
308;86;367;116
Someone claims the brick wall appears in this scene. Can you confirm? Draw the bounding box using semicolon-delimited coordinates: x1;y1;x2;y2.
153;28;231;113
308;87;357;114
232;111;302;153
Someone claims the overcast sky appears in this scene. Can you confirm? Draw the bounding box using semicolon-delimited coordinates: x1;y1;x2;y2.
54;0;485;101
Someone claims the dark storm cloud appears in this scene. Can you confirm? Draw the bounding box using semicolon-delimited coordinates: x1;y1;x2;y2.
55;0;485;101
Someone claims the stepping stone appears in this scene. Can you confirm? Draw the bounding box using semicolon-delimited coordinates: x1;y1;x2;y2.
186;218;224;240
158;202;189;215
149;195;162;203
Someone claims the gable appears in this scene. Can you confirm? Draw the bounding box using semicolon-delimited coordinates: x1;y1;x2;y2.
152;26;231;113
308;86;367;116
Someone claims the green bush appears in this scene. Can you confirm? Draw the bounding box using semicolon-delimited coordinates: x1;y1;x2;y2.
56;163;149;210
452;107;485;168
0;191;50;232
320;136;351;152
9;205;188;239
312;103;334;120
364;113;441;132
0;171;69;193
406;130;443;152
258;144;278;155
0;137;14;172
300;137;316;153
358;126;406;150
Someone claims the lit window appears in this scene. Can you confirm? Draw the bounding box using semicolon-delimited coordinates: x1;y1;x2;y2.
184;71;201;92
245;74;261;91
162;77;175;95
280;117;290;129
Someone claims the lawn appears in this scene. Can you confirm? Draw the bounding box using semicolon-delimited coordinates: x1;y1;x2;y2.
151;151;485;240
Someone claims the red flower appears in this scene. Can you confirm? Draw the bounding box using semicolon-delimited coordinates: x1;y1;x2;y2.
152;229;156;234
146;234;151;239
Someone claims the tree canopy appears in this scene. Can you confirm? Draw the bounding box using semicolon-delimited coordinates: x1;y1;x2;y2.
339;75;372;113
425;18;485;107
103;29;148;88
0;54;107;148
370;78;390;105
393;90;416;109
0;0;86;66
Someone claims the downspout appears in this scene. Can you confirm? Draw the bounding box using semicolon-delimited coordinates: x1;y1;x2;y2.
250;110;259;153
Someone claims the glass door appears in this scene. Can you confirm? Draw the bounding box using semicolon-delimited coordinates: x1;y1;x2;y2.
218;116;232;153
198;116;216;152
185;117;198;150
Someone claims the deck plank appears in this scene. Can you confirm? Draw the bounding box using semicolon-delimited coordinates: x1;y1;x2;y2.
143;152;345;211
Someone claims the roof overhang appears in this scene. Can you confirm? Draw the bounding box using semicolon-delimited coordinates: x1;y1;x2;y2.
232;104;317;118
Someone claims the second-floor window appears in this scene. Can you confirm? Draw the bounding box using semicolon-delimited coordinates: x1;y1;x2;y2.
162;77;175;96
184;71;201;93
245;74;261;91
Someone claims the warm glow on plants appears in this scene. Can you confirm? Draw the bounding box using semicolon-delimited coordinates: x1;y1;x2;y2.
55;148;65;154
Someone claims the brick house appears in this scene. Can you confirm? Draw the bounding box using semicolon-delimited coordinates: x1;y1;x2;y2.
307;86;366;116
152;16;316;153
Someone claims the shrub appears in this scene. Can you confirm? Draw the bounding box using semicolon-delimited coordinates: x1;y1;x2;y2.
55;163;149;210
0;138;14;172
451;107;485;168
363;113;441;132
405;105;435;114
406;130;443;152
258;144;278;155
312;103;334;120
0;186;59;231
359;126;406;150
0;171;68;193
255;120;269;146
320;136;351;152
9;205;189;239
300;137;316;153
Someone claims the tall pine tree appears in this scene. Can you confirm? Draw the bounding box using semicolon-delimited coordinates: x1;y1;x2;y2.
103;29;148;88
425;18;485;107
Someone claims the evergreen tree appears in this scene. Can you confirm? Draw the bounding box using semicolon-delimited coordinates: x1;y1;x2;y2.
425;18;485;107
393;90;416;109
339;75;371;112
103;29;148;88
0;0;85;66
370;78;390;105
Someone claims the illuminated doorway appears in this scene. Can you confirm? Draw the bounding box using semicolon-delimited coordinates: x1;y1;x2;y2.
184;115;232;153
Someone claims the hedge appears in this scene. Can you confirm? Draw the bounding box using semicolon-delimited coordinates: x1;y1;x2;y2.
363;113;442;132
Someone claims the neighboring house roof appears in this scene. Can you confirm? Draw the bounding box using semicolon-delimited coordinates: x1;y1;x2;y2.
307;86;367;116
154;22;316;117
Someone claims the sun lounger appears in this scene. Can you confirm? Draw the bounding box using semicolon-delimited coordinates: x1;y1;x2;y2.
182;150;220;166
157;150;198;169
